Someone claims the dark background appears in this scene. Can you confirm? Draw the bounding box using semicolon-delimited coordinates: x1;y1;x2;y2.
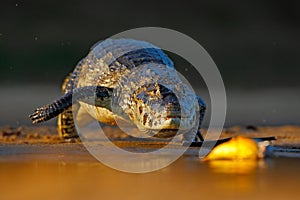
1;0;299;87
0;0;299;126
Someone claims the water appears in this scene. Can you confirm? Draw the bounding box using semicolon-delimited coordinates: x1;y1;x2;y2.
0;144;299;200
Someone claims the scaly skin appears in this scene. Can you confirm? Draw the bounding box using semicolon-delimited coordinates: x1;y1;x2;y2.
29;39;206;142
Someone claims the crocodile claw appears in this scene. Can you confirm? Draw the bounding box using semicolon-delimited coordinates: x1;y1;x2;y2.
29;106;51;124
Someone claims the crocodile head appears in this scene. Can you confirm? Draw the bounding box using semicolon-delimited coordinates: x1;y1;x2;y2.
126;83;198;138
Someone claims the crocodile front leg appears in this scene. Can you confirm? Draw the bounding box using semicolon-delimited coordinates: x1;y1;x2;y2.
195;95;206;142
182;95;206;146
29;86;113;124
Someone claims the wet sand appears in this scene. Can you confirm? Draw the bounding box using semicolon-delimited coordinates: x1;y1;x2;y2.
1;125;300;200
1;125;300;147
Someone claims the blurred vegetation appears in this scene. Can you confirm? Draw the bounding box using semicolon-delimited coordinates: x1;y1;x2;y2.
0;0;299;88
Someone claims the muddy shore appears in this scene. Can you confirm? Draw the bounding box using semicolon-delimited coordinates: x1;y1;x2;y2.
1;125;300;148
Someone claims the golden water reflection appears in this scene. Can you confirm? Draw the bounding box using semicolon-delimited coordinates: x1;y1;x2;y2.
207;159;267;174
0;155;299;200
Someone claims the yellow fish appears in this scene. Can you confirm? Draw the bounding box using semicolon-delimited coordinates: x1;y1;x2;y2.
202;136;267;161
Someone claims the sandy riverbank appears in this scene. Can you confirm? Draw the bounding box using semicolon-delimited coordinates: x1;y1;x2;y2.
1;125;300;148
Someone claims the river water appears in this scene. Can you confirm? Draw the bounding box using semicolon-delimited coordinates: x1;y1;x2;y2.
0;144;299;200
